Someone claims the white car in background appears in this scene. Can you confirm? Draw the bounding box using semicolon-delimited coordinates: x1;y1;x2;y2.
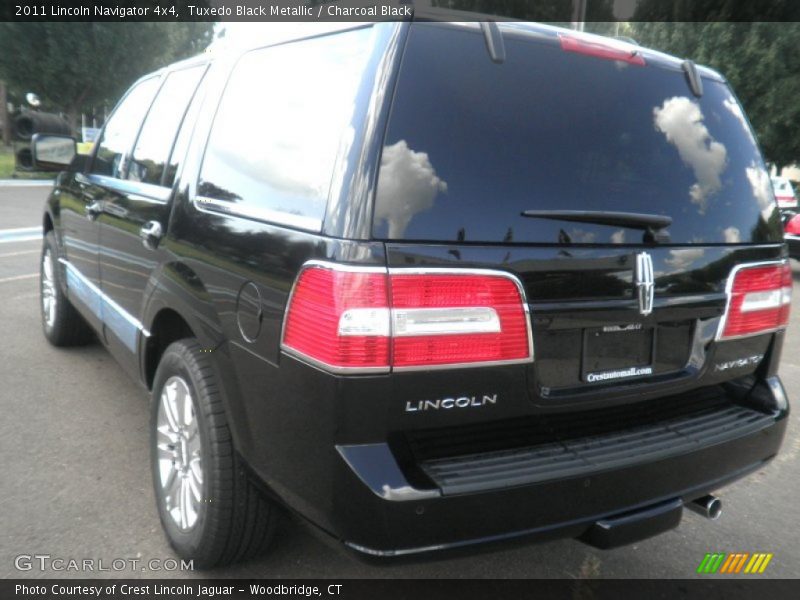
772;176;798;209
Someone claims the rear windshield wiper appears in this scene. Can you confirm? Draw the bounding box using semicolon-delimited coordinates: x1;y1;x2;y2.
520;210;672;243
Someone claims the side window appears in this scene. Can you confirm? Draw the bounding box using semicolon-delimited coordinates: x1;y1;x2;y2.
162;67;209;188
127;65;206;187
91;77;160;178
197;27;374;231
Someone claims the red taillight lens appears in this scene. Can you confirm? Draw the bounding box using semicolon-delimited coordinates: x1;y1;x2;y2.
776;195;798;208
558;34;645;66
281;264;532;372
719;262;792;340
390;273;530;369
786;214;800;235
281;266;390;371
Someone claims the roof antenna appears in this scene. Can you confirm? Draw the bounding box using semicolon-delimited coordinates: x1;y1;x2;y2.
480;21;506;64
682;59;703;97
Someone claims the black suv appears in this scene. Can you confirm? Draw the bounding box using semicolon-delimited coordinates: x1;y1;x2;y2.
36;22;790;567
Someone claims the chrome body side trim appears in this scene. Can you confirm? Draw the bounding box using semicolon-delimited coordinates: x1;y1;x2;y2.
59;258;151;352
193;195;323;233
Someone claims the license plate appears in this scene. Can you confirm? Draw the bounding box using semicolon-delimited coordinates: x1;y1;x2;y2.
582;325;654;383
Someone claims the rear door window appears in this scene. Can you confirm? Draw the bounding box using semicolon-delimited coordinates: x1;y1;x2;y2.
127;64;207;187
373;24;782;245
91;77;160;179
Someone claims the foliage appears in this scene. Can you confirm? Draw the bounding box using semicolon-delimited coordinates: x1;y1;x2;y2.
0;145;56;179
0;146;13;178
0;23;213;131
631;21;800;169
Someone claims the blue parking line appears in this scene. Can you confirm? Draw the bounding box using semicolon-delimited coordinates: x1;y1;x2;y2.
0;227;43;244
0;180;54;187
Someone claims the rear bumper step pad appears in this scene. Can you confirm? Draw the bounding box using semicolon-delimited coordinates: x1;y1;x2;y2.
421;404;776;495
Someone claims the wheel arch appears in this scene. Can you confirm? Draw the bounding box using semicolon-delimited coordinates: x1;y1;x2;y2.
142;260;222;389
142;260;252;457
143;307;195;390
43;179;64;242
43;211;54;234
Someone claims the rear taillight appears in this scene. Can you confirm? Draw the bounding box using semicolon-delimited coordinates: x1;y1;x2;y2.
718;262;792;340
390;271;531;369
786;214;800;235
558;34;645;66
776;195;798;208
281;262;532;373
281;265;390;372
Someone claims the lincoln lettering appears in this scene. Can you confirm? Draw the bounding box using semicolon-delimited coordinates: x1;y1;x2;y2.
405;394;498;412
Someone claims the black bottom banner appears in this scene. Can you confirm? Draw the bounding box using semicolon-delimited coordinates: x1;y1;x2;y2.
3;579;799;600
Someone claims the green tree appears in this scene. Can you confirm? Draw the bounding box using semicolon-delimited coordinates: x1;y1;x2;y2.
631;20;800;169
0;22;213;131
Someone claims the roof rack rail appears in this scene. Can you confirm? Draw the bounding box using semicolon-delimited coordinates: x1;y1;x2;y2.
682;59;704;97
480;21;506;64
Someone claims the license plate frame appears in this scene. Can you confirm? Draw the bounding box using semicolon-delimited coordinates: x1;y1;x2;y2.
581;324;655;383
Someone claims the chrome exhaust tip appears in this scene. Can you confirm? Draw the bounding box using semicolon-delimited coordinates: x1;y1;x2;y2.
687;495;722;520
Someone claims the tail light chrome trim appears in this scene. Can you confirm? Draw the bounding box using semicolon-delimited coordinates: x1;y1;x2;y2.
715;260;791;341
280;261;534;374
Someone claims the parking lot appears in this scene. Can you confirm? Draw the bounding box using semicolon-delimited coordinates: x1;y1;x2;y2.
0;183;798;579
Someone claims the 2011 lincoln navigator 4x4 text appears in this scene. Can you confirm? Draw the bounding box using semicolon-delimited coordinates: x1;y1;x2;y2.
34;21;790;567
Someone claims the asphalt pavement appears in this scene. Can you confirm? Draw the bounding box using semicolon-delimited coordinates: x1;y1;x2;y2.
0;184;798;579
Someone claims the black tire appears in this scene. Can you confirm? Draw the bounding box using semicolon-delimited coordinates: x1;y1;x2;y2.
150;339;277;568
40;231;94;346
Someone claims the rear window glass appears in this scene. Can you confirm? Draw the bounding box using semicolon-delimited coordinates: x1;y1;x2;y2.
373;24;782;245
